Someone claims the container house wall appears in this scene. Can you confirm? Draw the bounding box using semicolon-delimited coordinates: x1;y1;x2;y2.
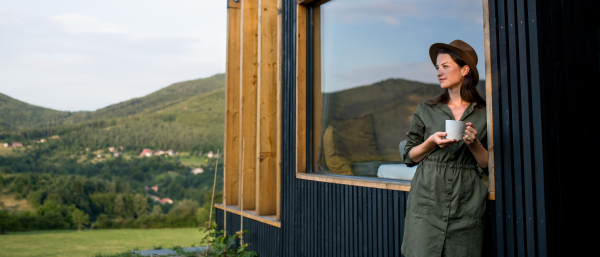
216;0;599;256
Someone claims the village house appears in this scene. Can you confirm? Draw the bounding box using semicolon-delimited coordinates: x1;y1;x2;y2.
12;142;23;148
108;147;115;152
159;198;173;205
191;168;204;175
206;151;214;158
165;149;176;156
140;148;153;157
113;152;120;157
151;186;158;192
154;149;165;156
3;143;9;147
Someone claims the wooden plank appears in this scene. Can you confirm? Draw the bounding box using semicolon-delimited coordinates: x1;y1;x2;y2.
239;0;259;210
515;0;536;255
374;189;387;256
352;186;358;257
312;4;322;169
393;191;400;257
361;188;368;257
489;0;506;254
378;190;386;256
225;0;241;209
482;0;495;195
214;204;281;228
275;0;282;222
296;3;307;174
255;0;279;216
506;0;526;254
340;185;346;257
498;0;516;254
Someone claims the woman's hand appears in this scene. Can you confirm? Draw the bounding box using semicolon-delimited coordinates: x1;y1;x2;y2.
462;122;478;145
429;132;459;148
409;132;459;163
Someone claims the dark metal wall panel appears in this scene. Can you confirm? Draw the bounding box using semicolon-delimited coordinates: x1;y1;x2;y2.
215;0;600;255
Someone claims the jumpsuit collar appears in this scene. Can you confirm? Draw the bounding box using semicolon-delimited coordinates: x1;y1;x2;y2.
437;102;479;121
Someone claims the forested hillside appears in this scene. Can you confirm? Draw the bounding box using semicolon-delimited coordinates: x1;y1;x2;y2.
0;94;72;132
0;74;225;233
0;74;225;152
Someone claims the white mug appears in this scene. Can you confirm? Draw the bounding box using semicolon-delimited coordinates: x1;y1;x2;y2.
445;120;465;140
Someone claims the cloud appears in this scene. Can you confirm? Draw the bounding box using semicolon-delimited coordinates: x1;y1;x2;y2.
322;0;483;29
51;14;128;34
0;4;226;111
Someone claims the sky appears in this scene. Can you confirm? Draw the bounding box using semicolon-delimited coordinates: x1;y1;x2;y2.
0;0;227;111
320;0;485;92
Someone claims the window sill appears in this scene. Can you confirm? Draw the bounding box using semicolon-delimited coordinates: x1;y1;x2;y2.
214;204;281;228
296;173;495;200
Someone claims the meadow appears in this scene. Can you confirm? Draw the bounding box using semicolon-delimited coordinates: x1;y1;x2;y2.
0;228;204;257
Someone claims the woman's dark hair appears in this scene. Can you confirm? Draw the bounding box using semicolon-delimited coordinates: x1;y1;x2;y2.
425;48;486;106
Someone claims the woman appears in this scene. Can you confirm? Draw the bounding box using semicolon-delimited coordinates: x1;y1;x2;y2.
401;40;488;257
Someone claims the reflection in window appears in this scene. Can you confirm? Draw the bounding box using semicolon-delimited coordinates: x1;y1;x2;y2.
312;0;485;181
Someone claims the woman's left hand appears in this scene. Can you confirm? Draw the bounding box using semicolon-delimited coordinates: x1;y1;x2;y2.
462;122;478;145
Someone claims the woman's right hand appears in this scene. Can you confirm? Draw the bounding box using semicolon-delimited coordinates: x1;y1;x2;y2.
428;132;459;148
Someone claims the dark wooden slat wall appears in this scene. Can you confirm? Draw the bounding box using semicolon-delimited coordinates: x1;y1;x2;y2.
535;0;599;255
215;0;600;256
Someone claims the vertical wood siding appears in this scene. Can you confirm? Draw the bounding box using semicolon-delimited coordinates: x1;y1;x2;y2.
216;0;599;256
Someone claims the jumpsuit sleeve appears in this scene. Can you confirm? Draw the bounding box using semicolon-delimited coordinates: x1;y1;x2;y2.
403;103;427;167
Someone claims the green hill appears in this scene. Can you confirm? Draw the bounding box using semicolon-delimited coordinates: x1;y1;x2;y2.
64;73;225;124
0;94;72;132
0;74;225;152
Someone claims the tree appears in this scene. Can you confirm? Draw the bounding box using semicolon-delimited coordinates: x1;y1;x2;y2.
113;194;126;218
133;194;149;218
151;205;163;216
0;210;20;234
71;209;89;232
44;193;63;205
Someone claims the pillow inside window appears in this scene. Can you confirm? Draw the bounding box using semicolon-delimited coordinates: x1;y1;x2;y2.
321;115;382;175
329;114;381;163
322;125;353;175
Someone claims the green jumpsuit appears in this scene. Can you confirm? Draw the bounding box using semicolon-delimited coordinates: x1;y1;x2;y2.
401;102;488;257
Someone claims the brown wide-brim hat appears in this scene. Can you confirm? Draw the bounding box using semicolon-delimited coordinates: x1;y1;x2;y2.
429;39;479;83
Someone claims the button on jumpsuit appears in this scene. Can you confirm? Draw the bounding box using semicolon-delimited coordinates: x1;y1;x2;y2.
401;102;488;257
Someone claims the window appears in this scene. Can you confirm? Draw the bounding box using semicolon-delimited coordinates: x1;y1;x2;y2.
297;0;495;197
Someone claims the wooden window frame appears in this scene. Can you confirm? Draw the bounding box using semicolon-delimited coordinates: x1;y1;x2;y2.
220;0;283;229
296;0;496;200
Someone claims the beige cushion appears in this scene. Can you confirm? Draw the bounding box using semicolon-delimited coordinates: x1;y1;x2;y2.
322;125;353;175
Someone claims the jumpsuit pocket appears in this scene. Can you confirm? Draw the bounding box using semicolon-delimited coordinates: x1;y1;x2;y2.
408;166;433;216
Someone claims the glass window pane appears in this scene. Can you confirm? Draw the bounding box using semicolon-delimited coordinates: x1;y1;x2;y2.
313;0;486;180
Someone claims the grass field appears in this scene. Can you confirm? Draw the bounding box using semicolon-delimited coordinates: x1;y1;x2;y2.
0;146;20;156
0;228;204;257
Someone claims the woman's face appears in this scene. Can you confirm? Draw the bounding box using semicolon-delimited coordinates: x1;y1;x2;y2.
436;53;469;90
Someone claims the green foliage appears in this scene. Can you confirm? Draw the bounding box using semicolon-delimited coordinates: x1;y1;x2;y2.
114;194;126;218
199;222;257;257
133;194;149;218
0;93;72;132
151;205;162;215
71;208;90;232
0;210;21;234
